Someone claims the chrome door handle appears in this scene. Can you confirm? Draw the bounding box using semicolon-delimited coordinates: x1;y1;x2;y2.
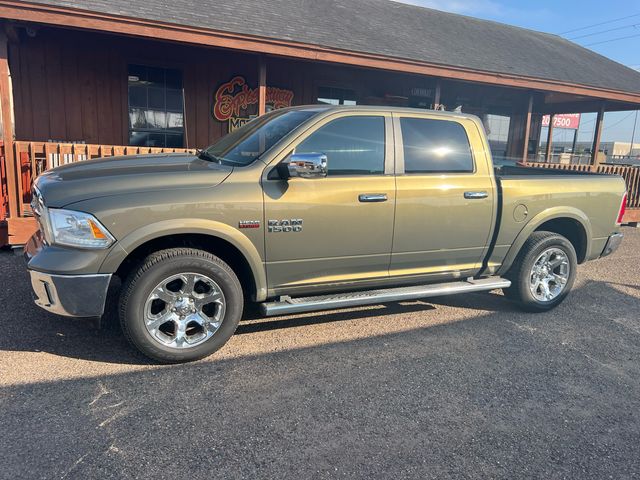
359;193;388;203
464;191;488;199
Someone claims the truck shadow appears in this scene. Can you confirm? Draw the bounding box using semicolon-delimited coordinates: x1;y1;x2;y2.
236;300;437;334
1;248;639;366
1;278;640;479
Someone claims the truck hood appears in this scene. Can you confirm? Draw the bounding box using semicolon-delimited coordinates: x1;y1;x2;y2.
34;153;234;208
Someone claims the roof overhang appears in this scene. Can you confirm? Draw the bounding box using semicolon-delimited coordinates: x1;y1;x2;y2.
2;0;640;106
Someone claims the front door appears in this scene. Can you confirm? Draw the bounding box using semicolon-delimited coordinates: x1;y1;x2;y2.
390;113;496;280
263;112;395;294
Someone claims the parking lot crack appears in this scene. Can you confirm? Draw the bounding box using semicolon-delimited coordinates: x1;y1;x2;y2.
60;452;89;479
504;319;537;334
88;381;111;406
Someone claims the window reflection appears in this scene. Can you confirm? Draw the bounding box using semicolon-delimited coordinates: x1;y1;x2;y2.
204;110;319;166
296;116;385;175
128;65;185;148
401;118;474;173
317;86;357;106
483;114;511;163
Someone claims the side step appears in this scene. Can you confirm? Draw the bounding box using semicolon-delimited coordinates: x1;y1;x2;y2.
260;277;511;316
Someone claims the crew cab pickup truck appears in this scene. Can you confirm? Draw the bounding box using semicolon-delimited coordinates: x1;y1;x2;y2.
25;106;627;363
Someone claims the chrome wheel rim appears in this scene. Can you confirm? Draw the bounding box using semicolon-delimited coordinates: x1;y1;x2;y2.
144;272;226;349
529;247;570;302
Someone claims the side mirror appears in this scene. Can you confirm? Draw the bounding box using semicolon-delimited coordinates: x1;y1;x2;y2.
282;153;328;179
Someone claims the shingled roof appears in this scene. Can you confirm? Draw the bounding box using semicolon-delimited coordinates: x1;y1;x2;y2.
20;0;640;95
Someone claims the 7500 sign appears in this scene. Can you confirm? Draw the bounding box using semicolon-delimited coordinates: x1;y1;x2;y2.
542;113;581;130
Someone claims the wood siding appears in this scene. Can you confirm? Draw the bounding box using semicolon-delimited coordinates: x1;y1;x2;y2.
8;27;536;150
10;28;271;148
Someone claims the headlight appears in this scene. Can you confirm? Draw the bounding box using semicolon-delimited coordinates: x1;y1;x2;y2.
47;209;115;249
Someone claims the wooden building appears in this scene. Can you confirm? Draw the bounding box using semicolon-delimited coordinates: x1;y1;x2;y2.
1;0;640;244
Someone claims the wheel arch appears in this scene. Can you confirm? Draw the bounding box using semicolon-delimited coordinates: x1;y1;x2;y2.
497;207;592;275
99;220;267;302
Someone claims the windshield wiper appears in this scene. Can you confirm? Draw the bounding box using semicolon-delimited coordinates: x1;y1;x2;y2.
196;149;222;164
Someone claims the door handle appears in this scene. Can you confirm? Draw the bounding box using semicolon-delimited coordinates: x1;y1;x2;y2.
359;193;388;203
464;191;489;200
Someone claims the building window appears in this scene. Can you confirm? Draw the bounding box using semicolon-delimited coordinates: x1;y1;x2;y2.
400;117;474;173
317;86;357;106
295;116;385;175
128;65;185;148
483;114;511;163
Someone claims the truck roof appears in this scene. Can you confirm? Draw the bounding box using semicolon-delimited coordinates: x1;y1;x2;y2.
283;104;478;120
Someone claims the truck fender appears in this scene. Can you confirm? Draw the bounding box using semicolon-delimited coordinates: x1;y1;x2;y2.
496;207;592;276
98;219;268;301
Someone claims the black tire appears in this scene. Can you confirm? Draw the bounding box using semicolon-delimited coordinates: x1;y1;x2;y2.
504;231;577;312
119;248;243;363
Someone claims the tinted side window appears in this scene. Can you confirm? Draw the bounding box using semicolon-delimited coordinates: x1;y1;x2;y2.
296;116;385;175
400;118;474;173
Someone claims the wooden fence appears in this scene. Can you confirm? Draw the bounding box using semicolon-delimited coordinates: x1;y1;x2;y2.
12;141;196;216
0;141;7;246
520;161;640;222
0;141;8;221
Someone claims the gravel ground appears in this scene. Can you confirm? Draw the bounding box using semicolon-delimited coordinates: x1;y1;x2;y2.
1;228;640;479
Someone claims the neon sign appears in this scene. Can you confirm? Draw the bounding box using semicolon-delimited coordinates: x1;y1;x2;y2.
212;76;294;131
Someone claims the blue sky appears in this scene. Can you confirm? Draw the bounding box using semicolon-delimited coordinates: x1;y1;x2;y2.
398;0;640;144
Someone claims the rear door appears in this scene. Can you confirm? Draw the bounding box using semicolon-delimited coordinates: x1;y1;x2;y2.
262;112;396;293
390;113;496;280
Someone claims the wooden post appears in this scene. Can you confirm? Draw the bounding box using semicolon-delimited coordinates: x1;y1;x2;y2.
522;93;533;162
591;103;605;166
545;114;554;162
258;56;267;116
433;79;441;109
0;28;17;218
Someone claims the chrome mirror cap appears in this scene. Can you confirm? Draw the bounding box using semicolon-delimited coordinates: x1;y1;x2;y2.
286;153;328;179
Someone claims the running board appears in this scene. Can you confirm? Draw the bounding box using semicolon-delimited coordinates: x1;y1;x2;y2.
260;277;511;316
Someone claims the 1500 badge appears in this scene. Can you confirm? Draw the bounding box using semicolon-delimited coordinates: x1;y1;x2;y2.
268;219;303;232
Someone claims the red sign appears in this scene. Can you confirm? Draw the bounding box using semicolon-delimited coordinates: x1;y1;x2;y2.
213;76;294;122
542;113;581;129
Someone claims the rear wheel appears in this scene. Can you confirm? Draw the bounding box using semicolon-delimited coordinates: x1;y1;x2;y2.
504;231;577;312
119;248;243;363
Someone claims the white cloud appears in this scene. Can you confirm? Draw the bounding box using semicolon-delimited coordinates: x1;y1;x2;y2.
393;0;553;28
395;0;506;16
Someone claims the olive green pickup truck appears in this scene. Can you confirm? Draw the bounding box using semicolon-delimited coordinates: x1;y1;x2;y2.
25;106;627;362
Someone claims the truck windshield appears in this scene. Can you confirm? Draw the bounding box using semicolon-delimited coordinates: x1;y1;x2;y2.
201;109;319;166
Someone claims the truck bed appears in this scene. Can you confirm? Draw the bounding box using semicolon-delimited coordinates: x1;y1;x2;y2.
486;166;627;274
496;165;612;177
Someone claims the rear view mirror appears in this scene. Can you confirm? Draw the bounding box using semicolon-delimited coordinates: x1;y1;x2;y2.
281;153;328;179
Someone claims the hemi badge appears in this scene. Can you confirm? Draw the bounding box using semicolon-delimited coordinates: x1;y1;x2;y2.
239;220;261;229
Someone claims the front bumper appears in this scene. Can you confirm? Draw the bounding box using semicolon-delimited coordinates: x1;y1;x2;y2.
600;232;624;258
25;231;112;317
28;270;112;317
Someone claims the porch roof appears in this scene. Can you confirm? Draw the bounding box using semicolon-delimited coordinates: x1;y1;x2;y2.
3;0;640;103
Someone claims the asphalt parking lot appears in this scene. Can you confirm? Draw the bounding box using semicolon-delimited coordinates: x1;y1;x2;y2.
1;228;640;479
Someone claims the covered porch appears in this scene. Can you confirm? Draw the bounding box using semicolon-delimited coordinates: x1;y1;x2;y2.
2;1;640;245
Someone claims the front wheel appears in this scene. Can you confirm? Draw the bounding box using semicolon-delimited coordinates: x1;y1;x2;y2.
119;248;243;363
504;231;577;312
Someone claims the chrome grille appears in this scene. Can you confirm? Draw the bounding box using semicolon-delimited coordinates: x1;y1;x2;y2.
30;185;50;244
31;185;44;218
